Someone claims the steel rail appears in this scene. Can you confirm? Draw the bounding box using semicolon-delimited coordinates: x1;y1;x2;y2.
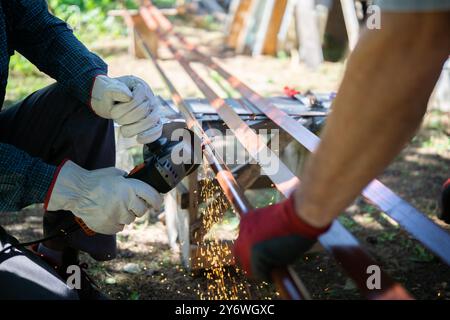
160;17;450;267
147;21;412;299
131;25;311;300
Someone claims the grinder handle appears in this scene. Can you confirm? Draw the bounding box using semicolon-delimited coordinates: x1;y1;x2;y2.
75;163;147;236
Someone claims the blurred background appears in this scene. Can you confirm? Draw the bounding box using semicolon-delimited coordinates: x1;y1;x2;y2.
2;0;449;300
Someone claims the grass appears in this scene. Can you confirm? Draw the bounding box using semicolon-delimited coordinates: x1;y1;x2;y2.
4;71;54;108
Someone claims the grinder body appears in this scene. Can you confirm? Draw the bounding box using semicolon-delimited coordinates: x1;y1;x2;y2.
128;125;201;193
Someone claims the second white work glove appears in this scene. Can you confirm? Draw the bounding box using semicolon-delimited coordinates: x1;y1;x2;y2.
45;160;163;235
90;75;163;144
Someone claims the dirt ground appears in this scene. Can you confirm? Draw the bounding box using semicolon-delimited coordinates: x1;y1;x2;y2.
1;18;449;300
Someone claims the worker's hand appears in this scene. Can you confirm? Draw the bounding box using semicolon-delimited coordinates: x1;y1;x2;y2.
90;75;163;144
233;196;330;280
44;160;163;235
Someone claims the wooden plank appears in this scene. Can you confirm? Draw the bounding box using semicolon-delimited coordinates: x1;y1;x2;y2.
224;0;241;35
295;0;324;69
176;183;190;209
164;187;192;268
324;0;349;53
188;169;200;244
131;12;159;59
164;189;181;251
235;0;258;53
236;0;270;54
250;0;276;56
262;0;289;55
277;0;298;51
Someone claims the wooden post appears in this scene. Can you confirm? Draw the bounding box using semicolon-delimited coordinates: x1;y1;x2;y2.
276;0;298;53
234;0;258;54
188;168;200;245
131;13;159;59
226;0;253;49
224;0;241;35
296;0;324;69
340;0;360;51
250;0;276;56
323;0;348;61
108;9;159;59
164;189;181;251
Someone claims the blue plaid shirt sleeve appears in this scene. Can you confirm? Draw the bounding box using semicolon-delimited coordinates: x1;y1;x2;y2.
0;143;56;211
9;0;108;105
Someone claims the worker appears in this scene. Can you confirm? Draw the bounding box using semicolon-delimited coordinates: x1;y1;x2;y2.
235;1;450;280
0;0;164;299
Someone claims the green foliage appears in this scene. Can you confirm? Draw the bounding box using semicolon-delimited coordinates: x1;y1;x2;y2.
9;55;39;77
48;0;138;12
129;291;140;300
361;204;377;214
378;231;396;243
338;215;359;230
410;244;435;263
4;71;54;108
152;0;177;7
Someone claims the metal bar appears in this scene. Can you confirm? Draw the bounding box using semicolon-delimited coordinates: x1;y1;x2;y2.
170;25;450;267
133;27;311;301
151;25;412;300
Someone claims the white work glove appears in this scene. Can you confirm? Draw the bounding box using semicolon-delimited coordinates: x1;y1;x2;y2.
90;75;163;144
45;160;163;235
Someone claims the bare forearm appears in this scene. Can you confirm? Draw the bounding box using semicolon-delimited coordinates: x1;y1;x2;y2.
295;12;450;227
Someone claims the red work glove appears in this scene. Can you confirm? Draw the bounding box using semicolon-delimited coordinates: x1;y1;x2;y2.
234;196;330;280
